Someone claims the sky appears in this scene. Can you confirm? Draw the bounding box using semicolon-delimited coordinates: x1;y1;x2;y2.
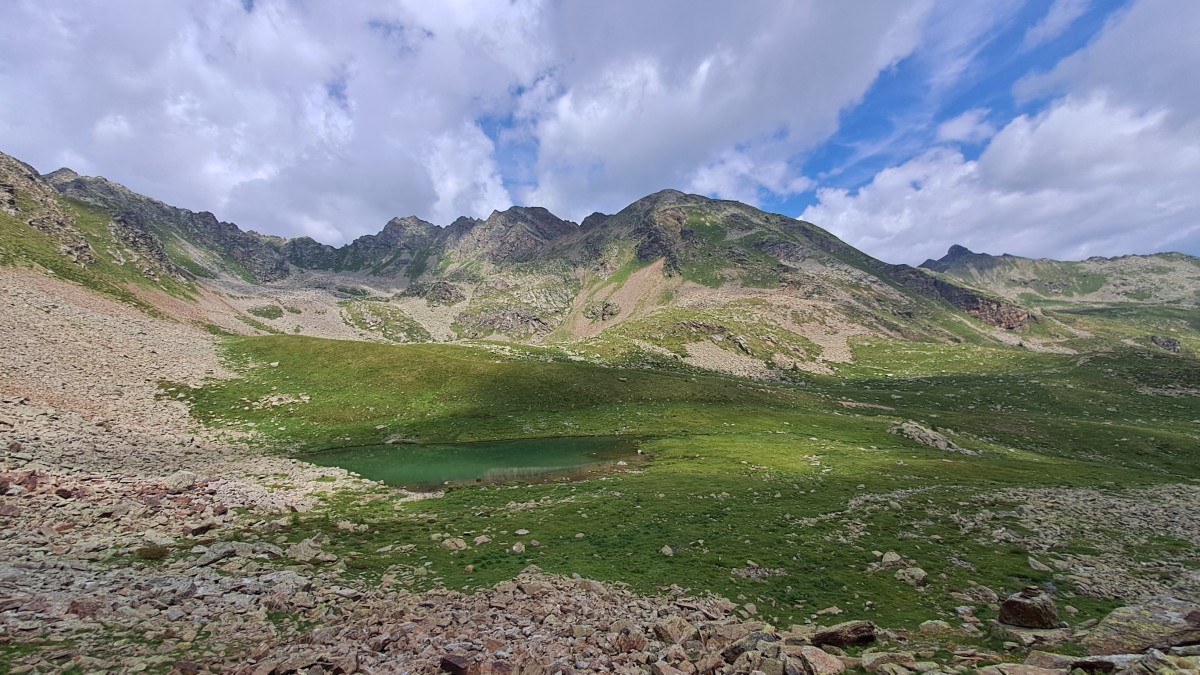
1;0;1197;264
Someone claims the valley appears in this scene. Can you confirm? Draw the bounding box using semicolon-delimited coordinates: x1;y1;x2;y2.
2;149;1199;673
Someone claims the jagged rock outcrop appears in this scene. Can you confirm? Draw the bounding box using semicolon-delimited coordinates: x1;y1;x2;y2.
888;264;1031;330
107;211;188;283
444;206;576;263
0;154;95;265
282;216;438;274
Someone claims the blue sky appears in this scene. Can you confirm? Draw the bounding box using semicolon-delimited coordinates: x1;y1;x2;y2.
1;0;1197;263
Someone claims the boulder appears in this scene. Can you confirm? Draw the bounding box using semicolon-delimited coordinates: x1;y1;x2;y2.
287;537;338;564
860;651;916;672
1082;597;1200;656
652;616;699;645
895;567;928;587
812;620;877;648
977;665;1067;675
888;421;976;455
792;646;846;675
164;470;197;491
999;587;1059;629
918;620;953;635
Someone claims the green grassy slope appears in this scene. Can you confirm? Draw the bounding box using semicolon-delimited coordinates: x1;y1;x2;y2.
176;331;1200;634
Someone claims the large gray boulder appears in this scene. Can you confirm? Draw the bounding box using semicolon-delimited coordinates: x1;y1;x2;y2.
999;587;1059;629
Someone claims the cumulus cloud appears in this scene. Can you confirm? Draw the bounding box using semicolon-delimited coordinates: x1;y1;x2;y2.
0;0;942;240
522;2;933;220
805;97;1200;262
0;0;540;242
804;0;1200;263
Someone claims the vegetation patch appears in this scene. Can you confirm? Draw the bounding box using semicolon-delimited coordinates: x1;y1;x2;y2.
247;304;284;320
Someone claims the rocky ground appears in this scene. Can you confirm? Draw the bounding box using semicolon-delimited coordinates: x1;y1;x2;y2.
2;267;1199;674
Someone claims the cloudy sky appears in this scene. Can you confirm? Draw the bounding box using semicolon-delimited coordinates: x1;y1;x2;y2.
1;0;1197;263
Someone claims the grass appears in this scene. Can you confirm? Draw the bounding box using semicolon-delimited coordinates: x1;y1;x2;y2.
236;315;283;334
247;304;284;320
179;327;1200;633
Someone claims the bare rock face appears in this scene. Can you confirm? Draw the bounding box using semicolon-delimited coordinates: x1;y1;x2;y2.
107;211;189;283
886;264;1032;330
999;587;1060;629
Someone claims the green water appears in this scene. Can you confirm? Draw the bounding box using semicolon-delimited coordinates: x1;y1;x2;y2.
302;436;639;489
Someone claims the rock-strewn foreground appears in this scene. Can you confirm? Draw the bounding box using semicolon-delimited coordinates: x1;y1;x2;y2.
3;269;1200;674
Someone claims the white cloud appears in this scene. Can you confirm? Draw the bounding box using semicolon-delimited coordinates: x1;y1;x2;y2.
687;151;813;208
802;95;1200;263
0;0;943;240
803;0;1200;263
0;0;541;241
935;108;996;144
519;1;935;220
1022;0;1092;50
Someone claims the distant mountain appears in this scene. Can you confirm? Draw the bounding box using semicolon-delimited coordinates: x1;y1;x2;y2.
8;149;1115;378
921;245;1200;306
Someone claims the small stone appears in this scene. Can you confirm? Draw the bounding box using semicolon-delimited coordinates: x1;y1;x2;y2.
511;542;525;553
660;545;674;557
919;620;952;635
1028;557;1052;572
440;538;468;552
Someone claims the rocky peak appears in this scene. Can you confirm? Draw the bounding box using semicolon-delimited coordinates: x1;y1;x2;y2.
354;215;437;249
920;244;999;273
445;206;577;263
580;212;610;230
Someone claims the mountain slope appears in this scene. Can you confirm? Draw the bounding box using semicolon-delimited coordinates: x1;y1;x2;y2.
0;149;1120;378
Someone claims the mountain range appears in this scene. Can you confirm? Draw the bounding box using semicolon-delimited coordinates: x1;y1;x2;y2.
3;149;1196;378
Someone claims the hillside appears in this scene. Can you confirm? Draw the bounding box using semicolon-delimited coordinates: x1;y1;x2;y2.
921;244;1200;306
3;148;1200;673
6;151;1056;381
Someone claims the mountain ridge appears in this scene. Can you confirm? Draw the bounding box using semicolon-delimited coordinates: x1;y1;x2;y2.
920;244;1200;306
9;148;1198;380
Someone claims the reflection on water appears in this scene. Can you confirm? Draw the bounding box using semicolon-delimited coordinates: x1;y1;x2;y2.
302;436;638;490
